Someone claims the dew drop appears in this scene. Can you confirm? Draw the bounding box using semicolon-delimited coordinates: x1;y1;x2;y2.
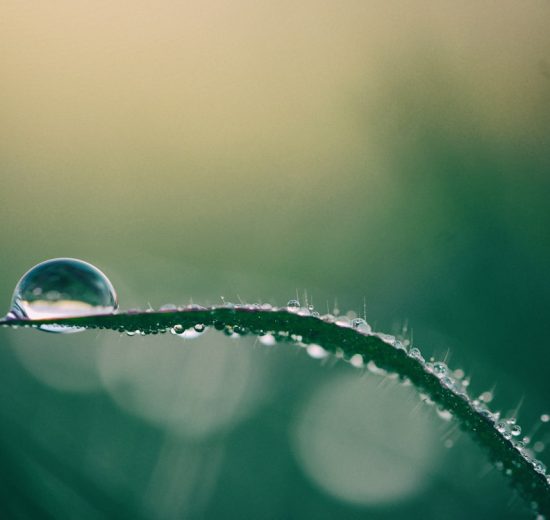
510;424;522;437
419;393;434;406
170;324;184;335
349;354;364;368
366;360;387;376
351;318;372;334
541;414;550;423
335;317;351;328
179;328;202;339
440;376;455;389
259;334;276;346
532;460;547;474
287;300;300;311
436;408;453;421
408;348;425;363
433;362;448;378
496;421;507;433
7;258;118;333
513;440;526;451
377;333;396;344
307;344;329;359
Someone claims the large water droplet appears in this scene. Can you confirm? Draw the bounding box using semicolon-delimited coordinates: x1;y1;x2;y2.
8;258;118;333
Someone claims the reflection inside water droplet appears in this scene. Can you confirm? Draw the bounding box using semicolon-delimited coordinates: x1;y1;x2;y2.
8;258;118;333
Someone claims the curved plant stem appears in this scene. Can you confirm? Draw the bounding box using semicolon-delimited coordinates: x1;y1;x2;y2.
2;306;549;515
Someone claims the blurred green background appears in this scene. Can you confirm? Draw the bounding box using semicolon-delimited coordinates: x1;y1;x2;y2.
1;1;550;518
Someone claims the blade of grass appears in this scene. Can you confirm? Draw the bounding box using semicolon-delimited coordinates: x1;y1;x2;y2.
2;305;549;516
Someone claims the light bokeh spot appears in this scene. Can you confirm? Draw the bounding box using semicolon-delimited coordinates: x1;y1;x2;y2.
8;329;104;393
99;331;266;439
292;373;442;506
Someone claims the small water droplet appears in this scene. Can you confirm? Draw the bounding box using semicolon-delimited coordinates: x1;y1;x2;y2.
510;424;522;437
351;318;372;334
441;376;455;388
335;317;351;328
419;393;434;406
366;360;387;376
306;344;328;359
408;348;425;363
7;258;118;333
496;421;507;433
170;324;184;334
194;324;206;333
287;300;300;312
259;334;276;346
179;328;202;339
532;460;547;474
433;362;448;378
349;354;364;368
377;333;396;344
436;408;453;421
513;440;526;451
541;414;550;423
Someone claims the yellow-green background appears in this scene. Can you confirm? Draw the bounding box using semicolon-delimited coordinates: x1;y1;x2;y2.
1;2;549;518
